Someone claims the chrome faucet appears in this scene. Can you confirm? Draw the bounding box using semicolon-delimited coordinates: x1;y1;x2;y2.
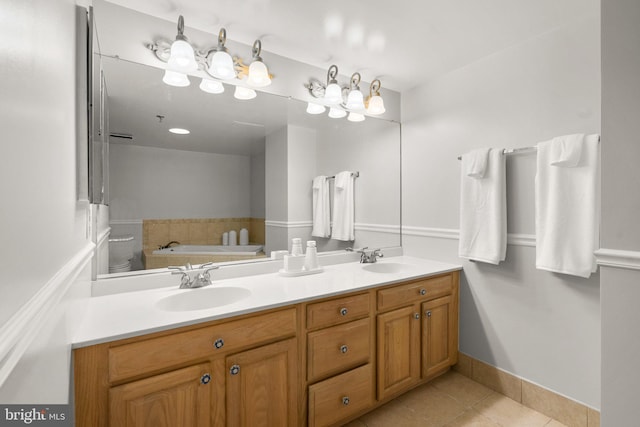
346;247;384;263
169;262;219;289
159;241;180;250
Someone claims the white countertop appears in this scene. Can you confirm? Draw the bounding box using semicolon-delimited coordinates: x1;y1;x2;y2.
73;256;461;348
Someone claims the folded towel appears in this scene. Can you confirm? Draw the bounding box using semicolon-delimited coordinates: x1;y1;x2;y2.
331;171;356;241
535;134;600;278
549;133;585;167
458;149;507;264
311;176;330;238
463;148;491;178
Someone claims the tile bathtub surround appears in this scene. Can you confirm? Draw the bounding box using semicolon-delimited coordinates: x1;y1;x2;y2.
345;371;568;427
143;218;265;250
452;353;600;427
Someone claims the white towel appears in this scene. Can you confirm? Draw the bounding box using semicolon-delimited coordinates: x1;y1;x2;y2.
464;148;491;178
458;148;507;264
331;171;356;241
311;176;330;238
549;133;584;167
535;134;600;278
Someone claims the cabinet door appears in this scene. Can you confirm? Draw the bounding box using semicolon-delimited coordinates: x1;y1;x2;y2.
422;295;454;378
226;338;298;427
376;305;421;400
109;363;211;427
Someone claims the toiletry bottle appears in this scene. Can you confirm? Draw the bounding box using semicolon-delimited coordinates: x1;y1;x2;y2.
291;238;303;256
229;230;237;246
304;240;319;271
239;228;249;246
222;232;229;246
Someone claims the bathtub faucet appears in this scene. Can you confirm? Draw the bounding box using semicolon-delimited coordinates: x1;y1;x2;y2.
158;241;180;250
169;262;219;289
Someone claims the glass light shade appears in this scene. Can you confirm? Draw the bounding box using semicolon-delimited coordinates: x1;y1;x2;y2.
306;102;326;115
169;128;190;134
324;82;343;105
168;39;198;71
234;86;257;100
246;61;271;87
328;107;347;119
347;112;365;122
199;78;224;94
162;69;190;87
366;95;386;115
345;89;365;111
208;51;236;80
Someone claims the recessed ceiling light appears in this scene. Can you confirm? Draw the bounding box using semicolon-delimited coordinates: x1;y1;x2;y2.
169;128;190;135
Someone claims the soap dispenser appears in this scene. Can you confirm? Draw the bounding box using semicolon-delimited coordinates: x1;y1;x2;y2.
304;240;319;271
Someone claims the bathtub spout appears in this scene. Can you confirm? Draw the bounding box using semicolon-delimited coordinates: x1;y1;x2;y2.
159;241;180;250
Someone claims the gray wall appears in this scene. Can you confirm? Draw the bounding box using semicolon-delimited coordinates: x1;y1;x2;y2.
401;7;601;409
600;0;640;424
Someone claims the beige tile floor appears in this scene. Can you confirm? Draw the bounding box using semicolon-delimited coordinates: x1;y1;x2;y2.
344;371;567;427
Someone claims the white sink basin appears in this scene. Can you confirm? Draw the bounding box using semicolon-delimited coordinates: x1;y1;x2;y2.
156;287;252;312
362;262;409;274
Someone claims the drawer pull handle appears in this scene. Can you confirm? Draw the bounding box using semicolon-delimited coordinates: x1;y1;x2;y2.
340;307;348;316
426;311;432;318
230;364;240;376
420;288;427;295
213;338;224;349
200;373;211;385
414;313;420;320
342;396;350;406
340;345;348;354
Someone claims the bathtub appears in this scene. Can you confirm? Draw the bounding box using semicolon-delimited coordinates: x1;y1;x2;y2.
152;244;264;256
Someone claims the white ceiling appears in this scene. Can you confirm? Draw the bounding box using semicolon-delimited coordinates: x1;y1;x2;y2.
104;0;592;92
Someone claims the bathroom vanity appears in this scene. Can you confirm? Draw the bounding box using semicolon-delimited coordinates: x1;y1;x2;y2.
73;257;460;426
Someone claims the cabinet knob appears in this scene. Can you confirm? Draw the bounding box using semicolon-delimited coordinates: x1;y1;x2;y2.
213;338;224;349
340;345;348;354
420;288;426;296
229;364;240;376
414;313;420;320
339;307;348;316
426;311;432;318
200;373;211;385
342;396;350;406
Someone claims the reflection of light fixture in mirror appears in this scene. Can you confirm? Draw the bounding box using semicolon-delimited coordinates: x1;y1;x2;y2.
169;128;190;134
167;16;198;71
345;72;365;111
234;86;257;100
324;65;343;105
246;40;271;87
347;112;365;122
208;28;236;80
162;69;190;87
306;102;326;115
199;78;224;94
366;79;386;115
328;107;347;119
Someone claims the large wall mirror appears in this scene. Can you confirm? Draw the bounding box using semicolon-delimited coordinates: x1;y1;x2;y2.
92;1;401;278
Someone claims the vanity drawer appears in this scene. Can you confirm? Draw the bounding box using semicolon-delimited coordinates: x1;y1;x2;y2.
308;364;374;427
306;292;370;330
307;318;370;383
108;308;296;383
377;274;453;311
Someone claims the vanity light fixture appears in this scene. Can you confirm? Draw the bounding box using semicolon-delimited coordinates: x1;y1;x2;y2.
208;28;236;80
345;72;365;111
324;65;343;105
199;78;224;94
234;86;257;100
162;69;190;87
365;79;386;115
306;102;326;115
245;40;272;87
347;112;365;122
167;16;198;72
328;107;347;119
169;128;190;135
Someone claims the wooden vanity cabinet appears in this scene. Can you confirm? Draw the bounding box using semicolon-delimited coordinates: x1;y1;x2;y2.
376;272;459;401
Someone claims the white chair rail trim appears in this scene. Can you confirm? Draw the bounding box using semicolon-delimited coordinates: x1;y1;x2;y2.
0;242;94;388
595;248;640;271
402;226;536;247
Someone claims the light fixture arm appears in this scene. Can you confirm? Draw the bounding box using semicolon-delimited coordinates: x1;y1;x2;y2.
369;79;381;96
176;15;187;41
349;72;361;90
327;65;339;86
252;40;263;61
217;28;228;51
